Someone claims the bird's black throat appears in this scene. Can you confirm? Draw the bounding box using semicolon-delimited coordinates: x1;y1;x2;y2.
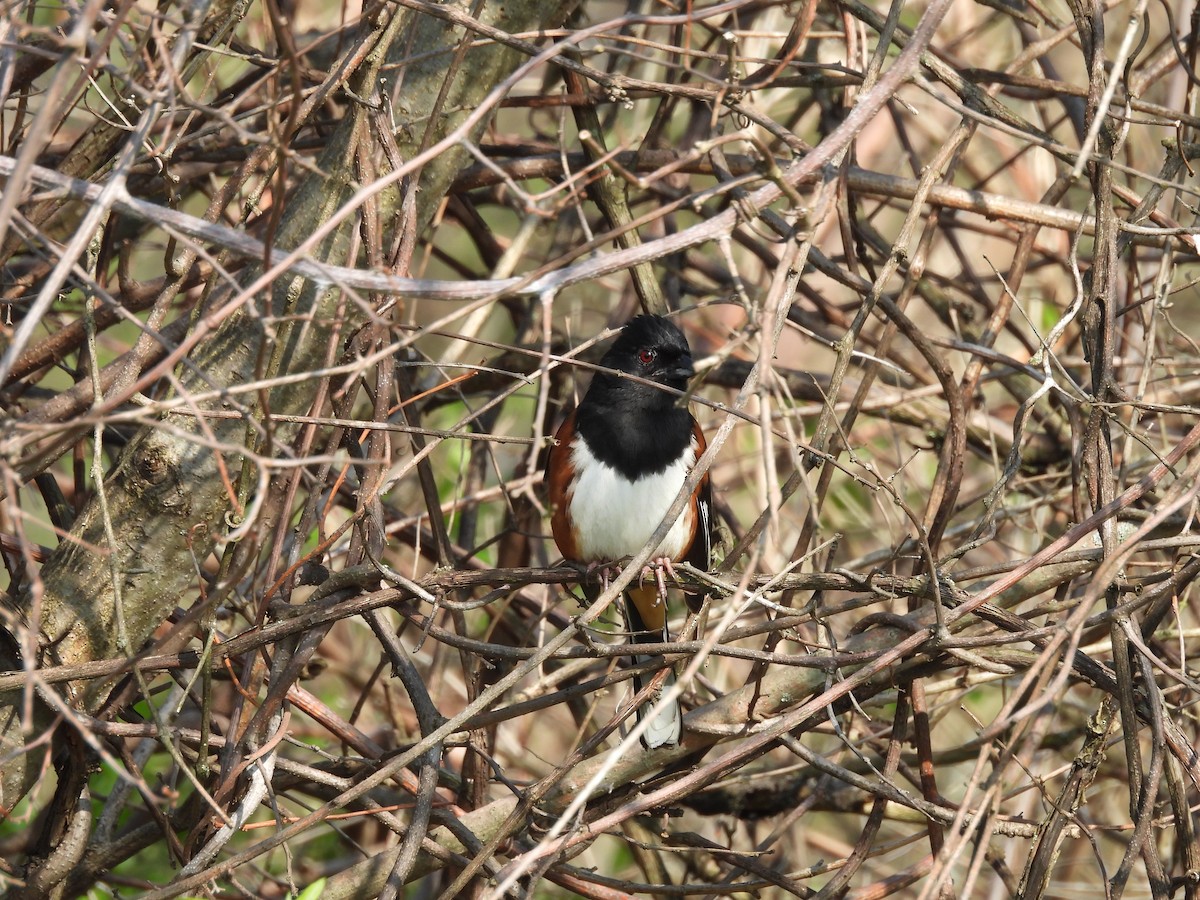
575;380;693;479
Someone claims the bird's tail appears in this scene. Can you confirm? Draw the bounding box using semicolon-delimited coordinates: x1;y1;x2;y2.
623;585;682;749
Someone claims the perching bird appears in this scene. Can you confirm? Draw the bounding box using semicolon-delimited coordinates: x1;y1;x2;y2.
545;314;713;748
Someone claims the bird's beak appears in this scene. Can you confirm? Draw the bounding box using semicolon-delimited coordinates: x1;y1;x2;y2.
666;357;695;381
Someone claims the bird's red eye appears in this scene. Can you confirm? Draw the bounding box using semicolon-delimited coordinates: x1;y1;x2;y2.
637;348;656;365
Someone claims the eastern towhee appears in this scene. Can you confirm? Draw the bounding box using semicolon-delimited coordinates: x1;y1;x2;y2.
546;315;713;748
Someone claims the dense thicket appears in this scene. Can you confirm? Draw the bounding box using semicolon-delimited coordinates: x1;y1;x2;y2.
1;0;1198;897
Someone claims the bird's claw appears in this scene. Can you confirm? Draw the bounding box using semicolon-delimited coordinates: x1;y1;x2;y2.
584;561;618;592
642;556;679;602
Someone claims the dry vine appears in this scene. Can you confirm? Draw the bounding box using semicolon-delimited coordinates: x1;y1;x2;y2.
0;0;1199;898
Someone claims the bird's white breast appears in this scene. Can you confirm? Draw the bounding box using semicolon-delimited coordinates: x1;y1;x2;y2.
567;437;695;562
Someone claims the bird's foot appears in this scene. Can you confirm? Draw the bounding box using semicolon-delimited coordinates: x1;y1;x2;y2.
572;560;619;593
593;562;621;592
642;556;679;602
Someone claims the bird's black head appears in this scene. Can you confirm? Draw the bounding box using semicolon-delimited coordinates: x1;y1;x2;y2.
574;315;698;476
596;314;695;394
